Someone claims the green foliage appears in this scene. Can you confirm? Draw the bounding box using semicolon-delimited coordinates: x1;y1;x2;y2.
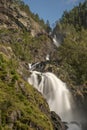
53;0;87;88
0;50;53;129
57;28;87;85
8;28;50;62
59;1;87;30
45;20;52;33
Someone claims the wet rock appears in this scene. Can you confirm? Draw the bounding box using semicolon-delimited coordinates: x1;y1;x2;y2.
51;111;66;130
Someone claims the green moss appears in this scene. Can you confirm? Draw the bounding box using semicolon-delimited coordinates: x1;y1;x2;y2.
0;51;53;130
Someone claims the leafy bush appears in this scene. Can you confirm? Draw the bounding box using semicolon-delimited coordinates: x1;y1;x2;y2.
57;28;87;85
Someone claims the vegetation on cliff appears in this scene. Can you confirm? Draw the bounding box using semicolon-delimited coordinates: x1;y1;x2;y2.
60;1;87;30
0;50;54;129
53;1;87;101
0;0;87;129
0;0;54;129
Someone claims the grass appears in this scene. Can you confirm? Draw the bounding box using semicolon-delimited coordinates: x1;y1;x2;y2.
0;51;53;130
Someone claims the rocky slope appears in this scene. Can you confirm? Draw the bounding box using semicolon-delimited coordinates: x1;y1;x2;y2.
0;0;45;35
0;0;56;62
0;0;66;130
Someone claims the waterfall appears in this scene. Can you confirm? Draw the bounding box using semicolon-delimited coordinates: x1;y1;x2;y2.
67;122;82;130
53;35;60;47
28;62;40;71
28;71;75;122
46;54;50;61
28;70;84;130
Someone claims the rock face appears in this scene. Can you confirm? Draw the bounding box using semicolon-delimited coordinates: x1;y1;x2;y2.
51;111;66;130
0;0;56;63
0;0;65;130
0;0;45;36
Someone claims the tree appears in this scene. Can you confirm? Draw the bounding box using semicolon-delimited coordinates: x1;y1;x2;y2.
46;20;52;33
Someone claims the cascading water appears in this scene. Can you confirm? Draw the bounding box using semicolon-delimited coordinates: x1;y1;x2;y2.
27;32;86;129
67;122;82;130
28;69;84;130
28;71;75;122
53;35;60;47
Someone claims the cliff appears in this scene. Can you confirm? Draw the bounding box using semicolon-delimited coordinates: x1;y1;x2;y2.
0;0;65;130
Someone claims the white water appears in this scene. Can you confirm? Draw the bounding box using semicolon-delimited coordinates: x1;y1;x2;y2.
28;62;40;71
53;35;60;47
46;54;50;61
28;71;75;122
67;122;82;130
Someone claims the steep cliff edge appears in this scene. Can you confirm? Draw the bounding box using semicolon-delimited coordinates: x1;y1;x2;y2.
0;0;55;62
0;0;45;35
0;0;65;130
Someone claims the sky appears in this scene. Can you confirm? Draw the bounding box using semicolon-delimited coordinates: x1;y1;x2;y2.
23;0;85;27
